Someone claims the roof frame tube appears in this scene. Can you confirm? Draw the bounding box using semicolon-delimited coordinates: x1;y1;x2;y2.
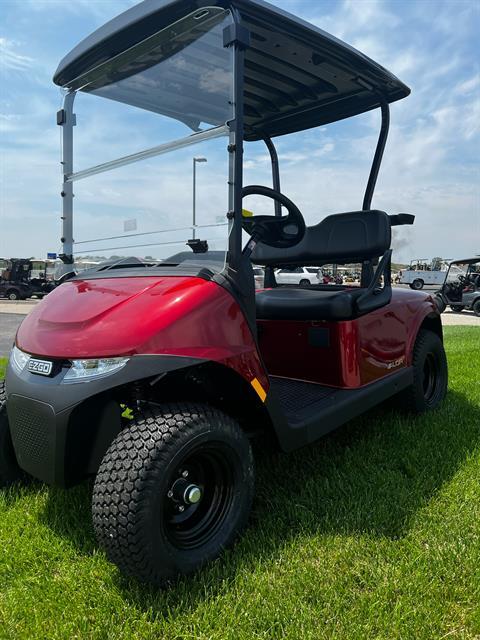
362;96;390;211
263;136;281;288
263;136;281;216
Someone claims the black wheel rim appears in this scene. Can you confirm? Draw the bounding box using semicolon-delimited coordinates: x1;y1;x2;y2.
422;352;437;401
163;443;235;550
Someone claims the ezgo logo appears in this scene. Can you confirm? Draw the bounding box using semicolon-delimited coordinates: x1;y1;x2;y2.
27;359;53;376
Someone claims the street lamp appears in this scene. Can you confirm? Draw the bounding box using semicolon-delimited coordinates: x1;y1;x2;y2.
192;156;207;239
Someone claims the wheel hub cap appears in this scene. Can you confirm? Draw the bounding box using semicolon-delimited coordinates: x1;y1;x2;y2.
185;485;202;504
168;476;203;506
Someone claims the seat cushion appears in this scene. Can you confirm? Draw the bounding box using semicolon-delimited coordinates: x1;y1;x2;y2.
256;287;364;321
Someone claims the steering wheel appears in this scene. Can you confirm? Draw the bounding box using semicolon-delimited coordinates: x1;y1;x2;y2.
241;185;306;251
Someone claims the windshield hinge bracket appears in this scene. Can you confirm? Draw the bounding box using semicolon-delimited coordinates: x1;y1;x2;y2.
186;239;209;254
223;23;250;49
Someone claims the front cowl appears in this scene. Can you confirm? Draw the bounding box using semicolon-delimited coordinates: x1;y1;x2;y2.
15;275;235;359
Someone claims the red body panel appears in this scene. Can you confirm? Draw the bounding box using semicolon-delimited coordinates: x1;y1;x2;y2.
16;277;436;392
16;276;269;392
257;288;437;388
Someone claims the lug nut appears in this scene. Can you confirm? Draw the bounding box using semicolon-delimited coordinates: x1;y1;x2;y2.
178;505;185;513
181;470;189;478
167;490;173;498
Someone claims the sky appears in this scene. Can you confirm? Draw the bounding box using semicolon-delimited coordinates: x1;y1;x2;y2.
1;0;479;263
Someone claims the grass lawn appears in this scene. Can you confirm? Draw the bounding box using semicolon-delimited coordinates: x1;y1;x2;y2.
0;326;479;639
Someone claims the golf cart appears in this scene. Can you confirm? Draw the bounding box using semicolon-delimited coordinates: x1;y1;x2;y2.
0;258;55;300
435;258;480;315
1;0;448;586
0;259;32;300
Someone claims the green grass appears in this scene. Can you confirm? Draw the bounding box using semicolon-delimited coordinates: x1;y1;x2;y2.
1;327;479;639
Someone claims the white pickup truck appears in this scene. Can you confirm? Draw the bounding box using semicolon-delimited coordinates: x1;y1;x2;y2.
398;260;449;290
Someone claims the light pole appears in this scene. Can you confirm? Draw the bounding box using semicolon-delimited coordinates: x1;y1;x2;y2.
192;156;207;239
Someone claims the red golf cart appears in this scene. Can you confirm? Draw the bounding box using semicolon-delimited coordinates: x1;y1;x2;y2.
1;0;447;585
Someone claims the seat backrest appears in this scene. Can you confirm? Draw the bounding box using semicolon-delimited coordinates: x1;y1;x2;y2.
252;210;391;266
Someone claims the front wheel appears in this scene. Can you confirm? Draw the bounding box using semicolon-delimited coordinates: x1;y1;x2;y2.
450;305;464;313
399;329;448;413
92;402;254;586
6;290;20;301
299;279;310;286
473;300;480;317
410;279;424;290
0;381;27;487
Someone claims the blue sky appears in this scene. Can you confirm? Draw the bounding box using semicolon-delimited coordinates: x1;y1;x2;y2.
1;0;479;262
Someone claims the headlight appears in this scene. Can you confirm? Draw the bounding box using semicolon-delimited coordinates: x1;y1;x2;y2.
10;345;30;373
62;357;129;383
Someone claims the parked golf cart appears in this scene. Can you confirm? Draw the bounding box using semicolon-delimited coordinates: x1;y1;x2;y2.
1;0;447;586
0;258;55;300
0;259;32;300
435;258;480;315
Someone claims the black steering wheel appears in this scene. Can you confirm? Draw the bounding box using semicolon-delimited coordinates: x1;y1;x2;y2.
241;185;306;250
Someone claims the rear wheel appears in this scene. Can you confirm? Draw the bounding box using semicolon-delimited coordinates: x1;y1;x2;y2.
399;329;447;412
0;381;26;487
6;290;20;301
473;300;480;317
450;305;464;313
299;279;310;286
410;279;424;290
92;402;254;586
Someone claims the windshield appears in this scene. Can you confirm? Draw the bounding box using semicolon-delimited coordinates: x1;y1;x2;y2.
66;9;234;276
79;9;234;132
446;262;480;284
72;134;230;274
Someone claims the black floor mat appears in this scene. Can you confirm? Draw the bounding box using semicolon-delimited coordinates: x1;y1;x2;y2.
270;376;338;425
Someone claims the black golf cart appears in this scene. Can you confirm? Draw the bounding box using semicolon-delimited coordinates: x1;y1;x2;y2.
0;259;56;300
1;0;447;586
435;258;480;315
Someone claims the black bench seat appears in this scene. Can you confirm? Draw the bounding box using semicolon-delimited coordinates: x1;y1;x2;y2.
256;286;365;321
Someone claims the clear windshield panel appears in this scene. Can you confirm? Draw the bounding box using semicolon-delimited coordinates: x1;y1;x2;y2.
446;262;480;284
446;264;468;283
71;134;230;274
80;9;234;132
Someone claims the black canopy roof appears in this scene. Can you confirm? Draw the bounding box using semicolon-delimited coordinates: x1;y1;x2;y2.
450;258;480;265
54;0;410;140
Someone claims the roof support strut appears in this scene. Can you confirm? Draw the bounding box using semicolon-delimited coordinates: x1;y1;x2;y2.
263;136;281;288
263;136;281;216
360;97;390;287
362;97;390;211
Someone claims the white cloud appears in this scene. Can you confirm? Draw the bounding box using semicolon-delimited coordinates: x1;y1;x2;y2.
0;37;33;73
456;74;480;96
